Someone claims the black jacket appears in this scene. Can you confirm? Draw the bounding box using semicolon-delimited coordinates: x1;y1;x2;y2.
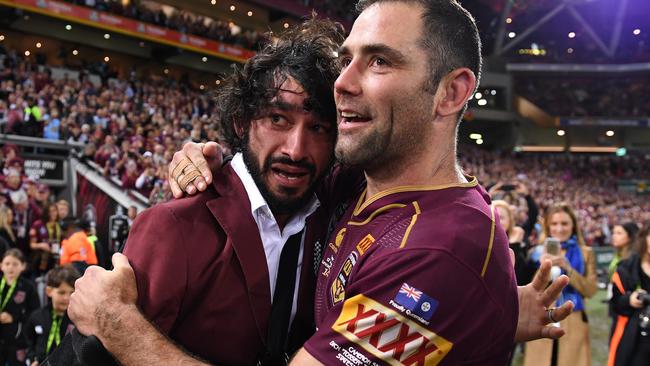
0;275;40;348
609;254;648;366
24;305;74;363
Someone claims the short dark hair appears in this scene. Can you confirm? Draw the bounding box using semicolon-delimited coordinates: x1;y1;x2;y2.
47;265;81;288
61;217;80;232
356;0;482;99
3;248;25;263
215;18;344;151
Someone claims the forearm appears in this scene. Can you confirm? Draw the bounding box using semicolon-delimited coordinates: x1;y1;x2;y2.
98;304;209;366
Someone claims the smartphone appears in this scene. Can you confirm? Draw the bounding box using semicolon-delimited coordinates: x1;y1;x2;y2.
544;238;561;255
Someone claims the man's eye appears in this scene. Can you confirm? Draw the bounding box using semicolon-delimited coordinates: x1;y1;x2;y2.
270;114;284;123
312;124;330;133
339;57;352;68
371;57;388;67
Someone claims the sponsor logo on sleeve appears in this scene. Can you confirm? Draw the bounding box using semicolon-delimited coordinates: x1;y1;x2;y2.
331;251;359;305
321;254;335;278
390;283;439;325
329;228;347;253
333;294;453;366
356;234;375;255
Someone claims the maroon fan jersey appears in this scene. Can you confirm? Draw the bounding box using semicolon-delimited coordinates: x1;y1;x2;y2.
304;178;518;365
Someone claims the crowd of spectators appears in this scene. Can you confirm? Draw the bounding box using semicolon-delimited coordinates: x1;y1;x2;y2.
2;40;649;251
461;145;650;248
1;50;217;206
516;76;650;117
64;0;265;50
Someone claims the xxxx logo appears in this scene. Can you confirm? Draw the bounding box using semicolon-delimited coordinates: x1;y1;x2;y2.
332;295;452;366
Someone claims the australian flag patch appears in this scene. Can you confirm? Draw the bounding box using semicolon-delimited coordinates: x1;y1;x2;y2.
392;283;438;323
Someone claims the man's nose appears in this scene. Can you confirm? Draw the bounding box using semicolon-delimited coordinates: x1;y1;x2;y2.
334;61;362;97
281;126;309;162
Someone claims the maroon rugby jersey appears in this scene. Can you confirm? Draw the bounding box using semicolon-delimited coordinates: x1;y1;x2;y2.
304;178;518;365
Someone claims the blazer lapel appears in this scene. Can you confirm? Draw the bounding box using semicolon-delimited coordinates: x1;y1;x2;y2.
206;165;272;342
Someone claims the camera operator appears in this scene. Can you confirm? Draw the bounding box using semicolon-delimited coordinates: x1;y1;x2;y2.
608;221;650;366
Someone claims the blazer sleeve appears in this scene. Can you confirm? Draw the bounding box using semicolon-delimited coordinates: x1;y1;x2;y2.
567;246;598;299
123;205;188;335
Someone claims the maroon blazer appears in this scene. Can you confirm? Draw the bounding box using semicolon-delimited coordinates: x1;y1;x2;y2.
123;164;330;365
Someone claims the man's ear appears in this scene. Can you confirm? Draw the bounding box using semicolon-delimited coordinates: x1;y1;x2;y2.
45;286;54;298
435;68;477;118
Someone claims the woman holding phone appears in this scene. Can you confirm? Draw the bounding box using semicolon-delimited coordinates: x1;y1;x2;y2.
523;203;598;366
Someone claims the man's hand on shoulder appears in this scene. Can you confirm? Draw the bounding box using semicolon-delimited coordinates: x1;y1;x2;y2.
68;253;138;345
168;141;223;198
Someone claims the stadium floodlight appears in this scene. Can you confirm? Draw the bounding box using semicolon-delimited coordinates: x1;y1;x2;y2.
506;17;512;24
568;32;576;39
557;129;565;136
230;5;235;11
284;23;290;29
474;92;482;99
211;0;216;4
633;29;641;35
248;11;253;16
491;90;496;96
36;42;41;48
104;33;111;40
567;48;574;54
508;32;516;38
65;24;72;31
104;56;110;62
202;56;208;62
72;49;78;56
469;133;482;140
477;99;488;106
24;50;30;56
0;35;4;41
476;139;484;145
606;130;615;137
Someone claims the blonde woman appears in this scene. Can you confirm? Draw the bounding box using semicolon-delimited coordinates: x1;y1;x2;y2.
494;200;533;285
524;203;598;366
0;205;14;255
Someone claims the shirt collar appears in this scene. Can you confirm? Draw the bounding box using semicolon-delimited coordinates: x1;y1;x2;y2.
230;152;320;222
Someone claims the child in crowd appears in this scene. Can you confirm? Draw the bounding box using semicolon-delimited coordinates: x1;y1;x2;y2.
25;265;80;366
0;249;40;366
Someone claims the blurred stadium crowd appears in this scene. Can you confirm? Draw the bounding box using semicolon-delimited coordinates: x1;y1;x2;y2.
2;42;648;250
64;0;264;50
516;76;650;117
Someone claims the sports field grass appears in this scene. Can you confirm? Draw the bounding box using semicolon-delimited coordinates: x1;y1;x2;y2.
512;289;610;365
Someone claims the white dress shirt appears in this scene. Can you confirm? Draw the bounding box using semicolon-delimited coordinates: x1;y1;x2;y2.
231;153;320;326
